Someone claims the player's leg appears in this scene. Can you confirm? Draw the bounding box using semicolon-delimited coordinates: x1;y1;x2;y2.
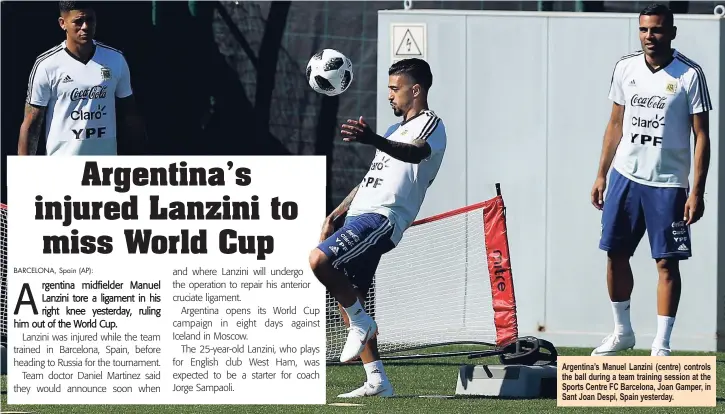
336;300;393;397
310;239;360;310
337;291;381;364
336;251;394;398
310;224;377;363
309;213;393;362
593;169;646;356
641;185;690;356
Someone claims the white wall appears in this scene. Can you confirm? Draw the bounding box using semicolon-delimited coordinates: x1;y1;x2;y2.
377;10;724;352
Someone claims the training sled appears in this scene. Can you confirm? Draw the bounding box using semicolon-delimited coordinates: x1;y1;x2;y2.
455;336;558;398
456;362;557;398
455;184;558;398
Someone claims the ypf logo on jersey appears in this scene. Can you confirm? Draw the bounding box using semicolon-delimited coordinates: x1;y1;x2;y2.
630;132;662;147
100;66;112;81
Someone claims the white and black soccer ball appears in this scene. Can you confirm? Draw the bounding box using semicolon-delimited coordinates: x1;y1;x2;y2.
306;49;354;96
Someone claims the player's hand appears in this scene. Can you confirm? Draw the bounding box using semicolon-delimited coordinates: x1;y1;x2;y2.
320;217;335;242
684;193;704;225
591;177;606;210
341;116;373;144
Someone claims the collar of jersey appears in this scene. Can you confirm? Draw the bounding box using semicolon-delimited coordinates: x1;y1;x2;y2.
642;48;678;74
62;39;97;48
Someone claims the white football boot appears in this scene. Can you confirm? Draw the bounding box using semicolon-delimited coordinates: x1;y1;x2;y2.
651;346;671;356
339;314;377;363
337;381;394;398
591;332;636;356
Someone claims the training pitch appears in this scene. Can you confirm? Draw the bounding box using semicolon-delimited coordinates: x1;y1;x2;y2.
1;345;723;413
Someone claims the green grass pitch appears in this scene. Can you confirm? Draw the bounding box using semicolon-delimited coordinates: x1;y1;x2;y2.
2;345;723;413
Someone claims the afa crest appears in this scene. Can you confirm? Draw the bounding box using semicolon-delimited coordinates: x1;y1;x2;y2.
100;67;112;81
664;81;677;94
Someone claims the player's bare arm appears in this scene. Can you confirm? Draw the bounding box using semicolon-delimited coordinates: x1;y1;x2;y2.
684;111;710;225
329;185;359;222
320;185;359;241
17;103;47;155
341;116;431;163
591;102;625;209
116;95;147;154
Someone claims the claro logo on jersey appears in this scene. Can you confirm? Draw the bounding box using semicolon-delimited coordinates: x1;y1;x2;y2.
630;94;667;109
370;156;390;171
632;114;665;129
71;105;107;121
362;156;390;188
70;85;108;101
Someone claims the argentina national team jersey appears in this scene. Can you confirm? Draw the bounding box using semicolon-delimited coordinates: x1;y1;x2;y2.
347;110;447;245
609;49;712;187
26;40;133;156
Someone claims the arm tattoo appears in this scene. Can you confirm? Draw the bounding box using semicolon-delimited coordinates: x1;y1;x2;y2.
371;135;431;163
330;185;359;221
20;104;46;155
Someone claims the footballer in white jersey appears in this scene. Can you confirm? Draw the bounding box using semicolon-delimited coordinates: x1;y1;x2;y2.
590;4;712;358
18;1;146;156
346;109;445;246
309;58;445;397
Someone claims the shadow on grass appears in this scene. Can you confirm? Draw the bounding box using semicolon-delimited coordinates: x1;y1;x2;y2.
383;394;557;400
385;361;468;367
329;361;465;367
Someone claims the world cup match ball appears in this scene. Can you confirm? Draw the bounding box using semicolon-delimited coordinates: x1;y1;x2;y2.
306;49;354;96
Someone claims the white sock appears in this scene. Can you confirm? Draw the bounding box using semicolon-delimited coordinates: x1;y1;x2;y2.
653;315;675;349
344;300;367;324
611;300;633;334
364;360;388;384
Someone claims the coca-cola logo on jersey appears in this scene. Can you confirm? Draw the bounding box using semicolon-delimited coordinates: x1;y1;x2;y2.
70;85;107;101
630;94;667;109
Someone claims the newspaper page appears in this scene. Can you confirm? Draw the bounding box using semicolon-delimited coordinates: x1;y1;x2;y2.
6;156;327;405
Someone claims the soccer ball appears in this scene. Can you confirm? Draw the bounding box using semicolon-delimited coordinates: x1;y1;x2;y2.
306;49;354;96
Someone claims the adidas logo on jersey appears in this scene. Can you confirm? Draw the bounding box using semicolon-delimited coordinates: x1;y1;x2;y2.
678;244;689;251
62;75;73;83
628;79;636;86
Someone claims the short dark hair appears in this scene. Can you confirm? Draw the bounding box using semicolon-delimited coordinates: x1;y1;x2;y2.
639;3;674;27
389;58;433;91
59;1;94;14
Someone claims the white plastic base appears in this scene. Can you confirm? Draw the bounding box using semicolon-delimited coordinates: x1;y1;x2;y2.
455;364;557;398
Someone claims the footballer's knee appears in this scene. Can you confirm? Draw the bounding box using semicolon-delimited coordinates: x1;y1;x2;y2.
655;258;680;280
606;251;631;274
607;250;630;264
308;248;330;275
